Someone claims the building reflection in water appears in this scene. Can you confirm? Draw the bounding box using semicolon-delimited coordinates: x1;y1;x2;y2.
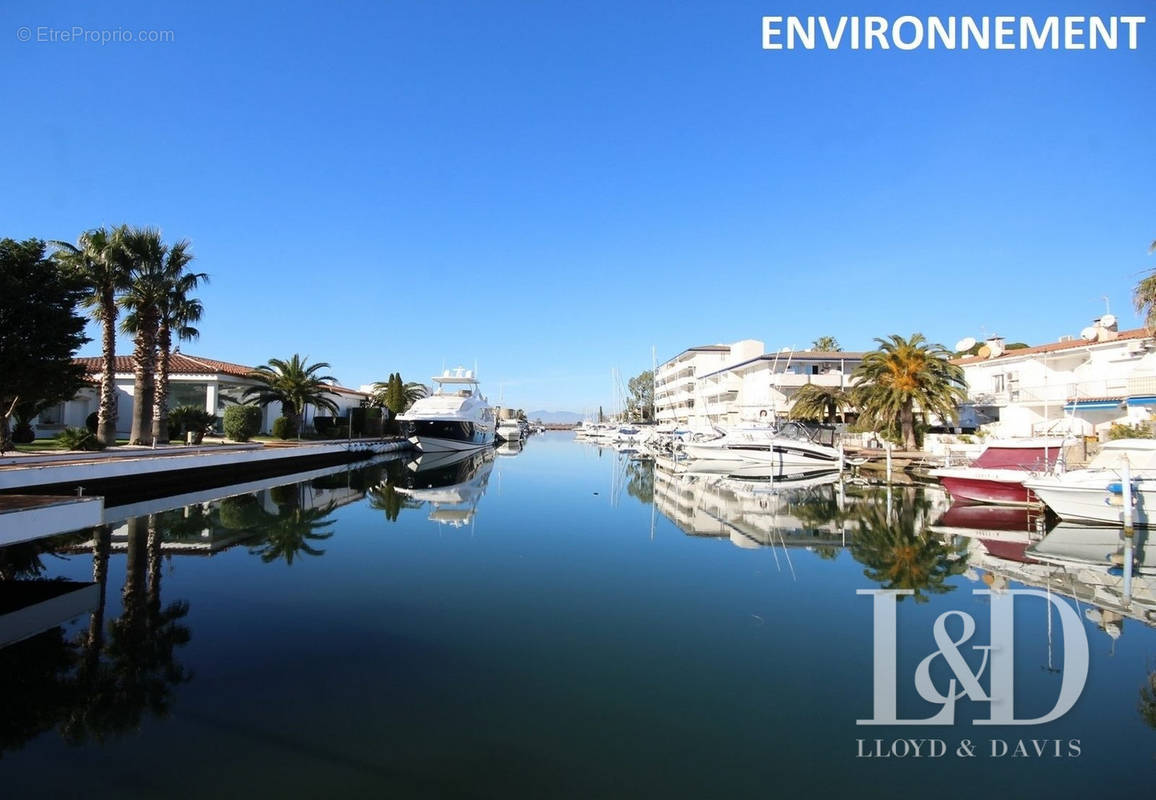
642;451;1156;730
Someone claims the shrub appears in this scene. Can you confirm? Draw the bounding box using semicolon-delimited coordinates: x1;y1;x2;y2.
223;404;262;442
11;423;35;444
57;426;104;451
85;412;98;433
1108;422;1153;440
168;405;218;443
272;416;297;440
313;416;337;437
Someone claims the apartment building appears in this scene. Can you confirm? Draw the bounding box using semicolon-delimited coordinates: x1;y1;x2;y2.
654;339;863;425
955;319;1156;438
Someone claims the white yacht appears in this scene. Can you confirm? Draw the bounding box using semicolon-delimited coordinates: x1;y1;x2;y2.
397;367;495;453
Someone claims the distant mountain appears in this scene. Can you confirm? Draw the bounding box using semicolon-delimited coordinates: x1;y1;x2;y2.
527;410;583;424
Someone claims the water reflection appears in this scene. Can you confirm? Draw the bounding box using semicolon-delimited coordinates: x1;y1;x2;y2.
393;449;495;528
0;519;189;755
2;440;1155;790
0;456;409;756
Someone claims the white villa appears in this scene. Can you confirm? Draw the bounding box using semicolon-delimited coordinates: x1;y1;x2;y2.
35;354;369;438
954;319;1156;439
655;339;864;425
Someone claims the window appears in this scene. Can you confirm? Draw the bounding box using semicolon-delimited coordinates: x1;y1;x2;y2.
38;403;64;425
992;374;1005;394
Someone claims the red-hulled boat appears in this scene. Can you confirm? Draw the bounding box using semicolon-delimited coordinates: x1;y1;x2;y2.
930;439;1065;506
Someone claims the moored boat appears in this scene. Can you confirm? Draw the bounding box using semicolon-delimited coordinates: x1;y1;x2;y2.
1023;439;1156;525
398;367;495;453
679;424;841;469
930;438;1066;505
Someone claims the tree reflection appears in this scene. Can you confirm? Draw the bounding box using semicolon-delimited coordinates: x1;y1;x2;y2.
625;459;654;505
246;503;337;564
368;483;406;522
1141;668;1156;730
850;491;968;602
0;516;191;755
62;517;191;743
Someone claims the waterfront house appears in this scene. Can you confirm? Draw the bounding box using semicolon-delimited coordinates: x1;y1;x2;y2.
34;354;368;438
953;319;1156;439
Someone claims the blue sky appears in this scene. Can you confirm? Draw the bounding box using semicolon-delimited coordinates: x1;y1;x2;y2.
2;1;1153;412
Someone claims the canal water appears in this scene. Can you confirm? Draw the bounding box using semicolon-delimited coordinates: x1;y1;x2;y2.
1;432;1154;797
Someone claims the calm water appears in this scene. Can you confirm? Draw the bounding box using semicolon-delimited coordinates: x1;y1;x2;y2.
1;432;1155;798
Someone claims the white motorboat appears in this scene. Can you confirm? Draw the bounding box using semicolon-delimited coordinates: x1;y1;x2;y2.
1023;439;1156;525
496;418;523;443
679;423;842;469
397;367;495;453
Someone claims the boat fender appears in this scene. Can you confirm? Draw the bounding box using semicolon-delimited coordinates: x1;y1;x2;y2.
1104;494;1137;507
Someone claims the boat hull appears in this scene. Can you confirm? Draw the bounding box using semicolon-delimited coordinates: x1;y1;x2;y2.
932;468;1037;506
681;441;839;468
1023;478;1155;526
405;420;494;453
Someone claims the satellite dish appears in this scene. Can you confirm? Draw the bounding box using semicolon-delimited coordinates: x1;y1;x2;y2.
977;345;992;359
1080;326;1098;341
987;340;1004;358
1101;313;1117;330
955;337;977;353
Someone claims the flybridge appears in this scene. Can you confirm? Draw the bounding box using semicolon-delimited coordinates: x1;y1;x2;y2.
761;15;1146;51
434;367;479;385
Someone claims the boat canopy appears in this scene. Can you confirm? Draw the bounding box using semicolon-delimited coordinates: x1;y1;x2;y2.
1088;438;1156;471
971;438;1066;470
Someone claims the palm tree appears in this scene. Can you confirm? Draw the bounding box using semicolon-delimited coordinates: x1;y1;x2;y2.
242;354;339;435
52;227;130;445
851;333;966;451
811;335;841;352
403;381;429;409
150;243;207;443
118;227;168;444
789;384;850;423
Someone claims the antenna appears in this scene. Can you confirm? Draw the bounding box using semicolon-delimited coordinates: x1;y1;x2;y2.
1102;296;1111;315
955;336;977;353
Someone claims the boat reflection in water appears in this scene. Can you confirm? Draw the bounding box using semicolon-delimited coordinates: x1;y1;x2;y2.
930;501;1156;636
394;448;495;528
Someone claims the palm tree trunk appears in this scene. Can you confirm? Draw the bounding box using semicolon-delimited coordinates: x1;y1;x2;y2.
84;525;111;670
122;516;147;628
152;325;172;444
901;400;917;451
146;513;162;620
129;312;158;445
97;292;119;445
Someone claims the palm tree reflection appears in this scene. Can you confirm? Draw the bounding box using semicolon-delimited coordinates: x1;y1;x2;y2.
0;516;191;754
850;489;968;602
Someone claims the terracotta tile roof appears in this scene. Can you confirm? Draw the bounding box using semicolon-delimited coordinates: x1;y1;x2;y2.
74;354;368;396
952;328;1151;365
75;353;255;378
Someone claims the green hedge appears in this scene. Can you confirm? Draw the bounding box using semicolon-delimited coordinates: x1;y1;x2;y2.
224;404;262;442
